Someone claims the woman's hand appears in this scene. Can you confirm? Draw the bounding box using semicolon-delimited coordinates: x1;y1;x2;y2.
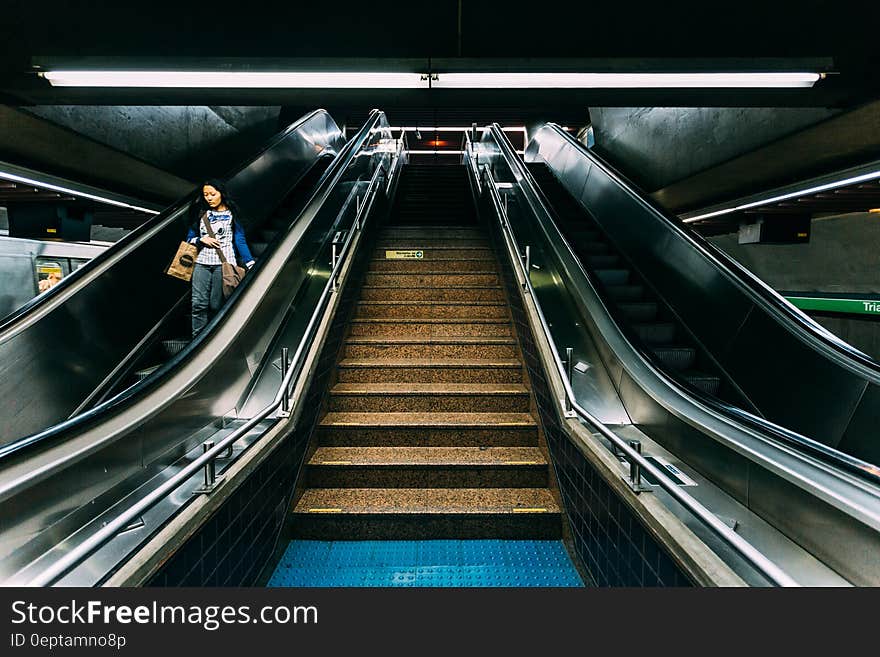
200;236;221;248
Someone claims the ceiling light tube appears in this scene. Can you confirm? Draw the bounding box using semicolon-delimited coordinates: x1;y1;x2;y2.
0;171;158;214
42;70;822;89
41;71;424;89
683;170;880;223
432;72;822;89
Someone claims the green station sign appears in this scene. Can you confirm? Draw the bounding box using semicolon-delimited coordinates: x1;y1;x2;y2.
784;296;880;316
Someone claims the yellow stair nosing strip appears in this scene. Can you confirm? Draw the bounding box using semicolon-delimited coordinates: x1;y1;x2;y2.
512;507;549;513
307;508;343;513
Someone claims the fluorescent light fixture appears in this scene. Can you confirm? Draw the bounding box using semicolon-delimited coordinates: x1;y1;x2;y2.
386;126;526;132
431;72;822;89
0;171;158;214
683;170;880;223
407;150;526;155
41;70;822;89
41;71;424;88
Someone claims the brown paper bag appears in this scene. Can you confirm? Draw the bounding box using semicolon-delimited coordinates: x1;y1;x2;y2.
166;241;198;282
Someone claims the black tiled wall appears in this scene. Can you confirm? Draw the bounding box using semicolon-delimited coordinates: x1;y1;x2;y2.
148;221;377;587
486;211;692;587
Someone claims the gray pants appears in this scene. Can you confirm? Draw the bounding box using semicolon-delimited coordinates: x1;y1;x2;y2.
191;263;224;337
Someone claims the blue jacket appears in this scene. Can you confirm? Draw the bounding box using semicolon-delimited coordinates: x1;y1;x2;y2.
185;214;255;266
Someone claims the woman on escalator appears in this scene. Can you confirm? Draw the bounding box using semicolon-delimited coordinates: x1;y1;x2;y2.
185;179;256;337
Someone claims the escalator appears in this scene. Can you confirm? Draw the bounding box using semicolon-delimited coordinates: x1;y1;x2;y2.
524;124;880;471
0;110;346;448
468;124;880;586
0;110;394;585
527;163;754;407
92;158;333;401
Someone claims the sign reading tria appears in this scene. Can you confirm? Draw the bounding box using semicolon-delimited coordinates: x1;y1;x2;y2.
785;296;880;316
385;250;424;259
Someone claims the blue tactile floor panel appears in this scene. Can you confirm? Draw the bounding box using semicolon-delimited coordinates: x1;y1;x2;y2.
268;540;584;587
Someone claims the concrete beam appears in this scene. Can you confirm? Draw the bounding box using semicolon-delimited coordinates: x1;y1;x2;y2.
22;105;281;183
0;105;191;203
651;101;880;212
590;106;839;194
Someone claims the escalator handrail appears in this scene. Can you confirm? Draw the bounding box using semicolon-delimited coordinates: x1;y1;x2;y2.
26;118;401;587
538;122;880;382
0;110;382;464
0;108;336;341
496;126;880;487
473;126;799;587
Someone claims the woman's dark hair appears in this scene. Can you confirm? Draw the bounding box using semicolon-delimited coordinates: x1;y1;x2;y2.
190;178;242;228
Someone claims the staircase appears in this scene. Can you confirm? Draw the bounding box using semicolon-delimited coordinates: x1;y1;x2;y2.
387;165;477;226
527;162;727;399
291;166;562;541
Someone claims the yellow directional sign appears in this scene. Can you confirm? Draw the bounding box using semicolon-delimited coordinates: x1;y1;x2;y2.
385;250;424;259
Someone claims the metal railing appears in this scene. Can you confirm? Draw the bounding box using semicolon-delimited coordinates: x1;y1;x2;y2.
26;118;402;587
465;128;799;587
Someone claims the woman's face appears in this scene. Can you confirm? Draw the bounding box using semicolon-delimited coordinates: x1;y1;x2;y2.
203;185;223;209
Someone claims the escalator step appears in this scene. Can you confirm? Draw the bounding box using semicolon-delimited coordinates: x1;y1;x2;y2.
584;254;620;269
260;229;278;242
135;364;161;381
652;346;696;370
575;241;611;255
250;242;268;257
632;322;676;344
594;269;629;286
604;284;644;301
683;373;722;396
616;302;659;323
161;339;189;357
568;229;601;242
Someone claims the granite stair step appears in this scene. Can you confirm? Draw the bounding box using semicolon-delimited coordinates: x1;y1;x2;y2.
373;246;492;259
337;358;522;383
306;446;548;488
354;300;509;319
378;228;484;240
376;239;490;249
328;383;531;413
368;258;497;273
358;285;505;302
317;412;539;446
349;318;512;338
344;336;518;359
364;272;501;287
291;488;561;539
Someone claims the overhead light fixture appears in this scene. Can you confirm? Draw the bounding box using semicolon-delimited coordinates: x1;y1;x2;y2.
41;71;424;88
40;70;822;89
684;170;880;223
430;72;823;89
0;171;158;214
